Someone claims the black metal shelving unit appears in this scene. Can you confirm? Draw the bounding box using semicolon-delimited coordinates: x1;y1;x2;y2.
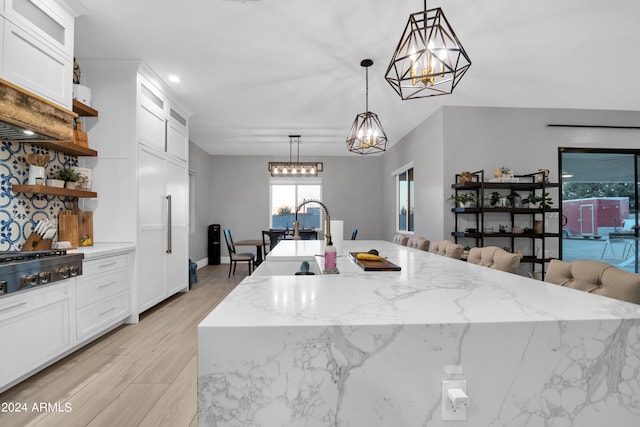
451;170;560;278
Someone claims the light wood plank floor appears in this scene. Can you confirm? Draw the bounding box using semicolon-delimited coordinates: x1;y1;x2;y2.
0;264;244;427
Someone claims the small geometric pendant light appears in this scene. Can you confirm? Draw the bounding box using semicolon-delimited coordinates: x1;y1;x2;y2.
346;59;389;155
385;1;471;100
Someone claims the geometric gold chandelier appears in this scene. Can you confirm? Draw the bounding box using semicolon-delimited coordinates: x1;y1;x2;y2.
268;135;323;177
385;0;471;100
346;59;389;155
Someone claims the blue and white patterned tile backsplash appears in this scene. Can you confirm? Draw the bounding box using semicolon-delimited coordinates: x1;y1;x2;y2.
0;142;78;251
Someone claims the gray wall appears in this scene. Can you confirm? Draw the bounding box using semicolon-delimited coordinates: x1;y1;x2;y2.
188;141;212;263
190;105;640;262
380;108;445;243
206;154;384;258
380;105;640;247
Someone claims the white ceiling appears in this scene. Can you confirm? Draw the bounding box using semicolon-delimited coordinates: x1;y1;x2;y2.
73;0;640;157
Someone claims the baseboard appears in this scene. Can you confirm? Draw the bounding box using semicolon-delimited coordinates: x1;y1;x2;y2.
196;257;230;269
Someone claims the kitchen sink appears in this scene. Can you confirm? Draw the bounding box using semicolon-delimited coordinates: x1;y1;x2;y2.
252;259;321;276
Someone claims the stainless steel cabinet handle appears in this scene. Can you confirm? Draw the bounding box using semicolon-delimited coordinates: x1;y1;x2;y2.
98;281;118;289
166;195;172;254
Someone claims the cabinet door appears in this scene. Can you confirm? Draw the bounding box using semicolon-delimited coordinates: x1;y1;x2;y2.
0;282;72;390
138;78;167;152
4;0;74;58
137;146;167;312
165;158;188;295
166;107;188;160
1;19;71;107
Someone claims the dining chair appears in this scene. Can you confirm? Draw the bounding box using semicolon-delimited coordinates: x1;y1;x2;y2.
223;229;254;277
351;229;358;240
262;229;287;258
298;230;318;240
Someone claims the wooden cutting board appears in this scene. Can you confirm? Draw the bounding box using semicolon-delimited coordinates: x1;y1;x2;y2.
349;252;401;271
58;213;79;248
59;201;94;247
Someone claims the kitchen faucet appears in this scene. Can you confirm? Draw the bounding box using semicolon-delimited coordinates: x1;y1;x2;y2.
293;200;331;243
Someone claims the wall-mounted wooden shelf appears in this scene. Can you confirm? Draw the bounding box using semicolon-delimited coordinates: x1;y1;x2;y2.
22;140;98;157
12;184;97;198
72;99;98;117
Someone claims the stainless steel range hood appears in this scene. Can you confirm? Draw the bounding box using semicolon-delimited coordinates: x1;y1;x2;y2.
0;78;76;143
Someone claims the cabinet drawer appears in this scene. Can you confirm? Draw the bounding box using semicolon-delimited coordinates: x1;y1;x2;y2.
76;268;129;308
76;291;129;341
82;253;130;277
0;281;71;322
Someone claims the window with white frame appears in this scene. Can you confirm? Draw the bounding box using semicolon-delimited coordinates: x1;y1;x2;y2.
393;163;414;232
270;178;323;231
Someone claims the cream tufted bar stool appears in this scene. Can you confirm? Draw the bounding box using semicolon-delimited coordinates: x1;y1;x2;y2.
429;240;464;259
406;236;430;251
545;259;640;305
392;234;410;246
467;246;520;274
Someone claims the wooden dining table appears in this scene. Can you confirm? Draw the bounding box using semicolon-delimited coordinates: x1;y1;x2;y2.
234;239;265;266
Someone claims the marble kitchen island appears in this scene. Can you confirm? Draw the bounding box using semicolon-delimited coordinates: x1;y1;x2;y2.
198;240;640;426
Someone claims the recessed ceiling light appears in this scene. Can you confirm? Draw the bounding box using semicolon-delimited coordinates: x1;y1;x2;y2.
168;75;181;83
23;130;35;136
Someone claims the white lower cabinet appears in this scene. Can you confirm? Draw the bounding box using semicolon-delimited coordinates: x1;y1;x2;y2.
75;253;132;342
0;281;73;392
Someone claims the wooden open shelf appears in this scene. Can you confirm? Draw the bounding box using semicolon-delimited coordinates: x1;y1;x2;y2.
22;140;98;157
12;184;97;198
72;99;98;117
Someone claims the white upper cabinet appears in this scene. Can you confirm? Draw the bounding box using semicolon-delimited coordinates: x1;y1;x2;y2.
137;74;189;161
0;0;75;107
138;77;168;152
166;106;189;160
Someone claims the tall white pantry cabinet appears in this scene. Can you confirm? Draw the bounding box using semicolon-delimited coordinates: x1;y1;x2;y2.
79;60;190;320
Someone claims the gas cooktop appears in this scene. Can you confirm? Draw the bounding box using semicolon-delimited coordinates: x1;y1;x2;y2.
0;249;84;296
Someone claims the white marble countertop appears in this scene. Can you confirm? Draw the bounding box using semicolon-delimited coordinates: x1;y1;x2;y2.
69;242;135;260
200;240;640;329
265;239;325;261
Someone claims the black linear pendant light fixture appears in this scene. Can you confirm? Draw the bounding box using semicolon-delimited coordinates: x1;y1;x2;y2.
385;0;471;100
268;135;323;177
346;59;389;155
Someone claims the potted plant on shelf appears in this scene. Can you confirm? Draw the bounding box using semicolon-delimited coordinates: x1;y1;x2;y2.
489;191;501;207
522;192;553;209
448;193;477;208
56;168;81;189
507;191;521;208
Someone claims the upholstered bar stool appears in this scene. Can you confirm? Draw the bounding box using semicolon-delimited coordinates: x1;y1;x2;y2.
468;246;520;274
393;234;409;246
406;236;430;251
545;259;640;305
430;240;464;259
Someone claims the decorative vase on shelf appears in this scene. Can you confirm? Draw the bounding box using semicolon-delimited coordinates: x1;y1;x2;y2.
460;171;473;183
65;181;77;189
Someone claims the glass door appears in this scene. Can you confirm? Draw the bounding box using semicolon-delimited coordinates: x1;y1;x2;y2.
560;149;639;273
